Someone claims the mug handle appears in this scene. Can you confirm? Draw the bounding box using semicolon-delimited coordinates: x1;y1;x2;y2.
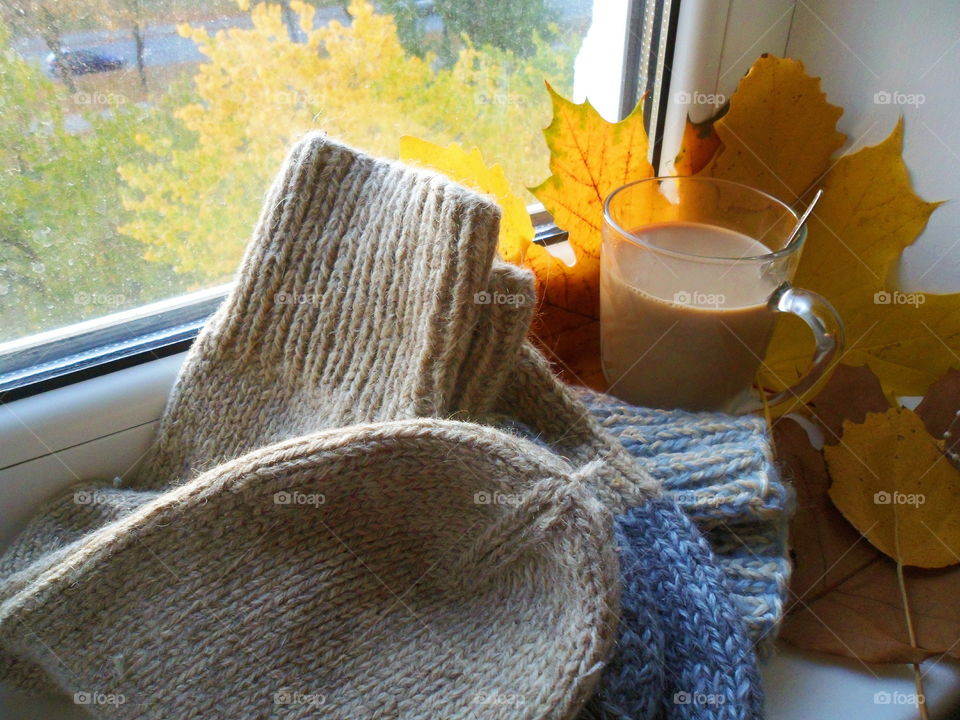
762;282;845;408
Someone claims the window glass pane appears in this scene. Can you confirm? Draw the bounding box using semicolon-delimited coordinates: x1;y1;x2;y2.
0;0;595;343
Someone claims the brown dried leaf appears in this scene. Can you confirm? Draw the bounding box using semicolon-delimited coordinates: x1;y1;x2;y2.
805;364;890;444
915;368;960;466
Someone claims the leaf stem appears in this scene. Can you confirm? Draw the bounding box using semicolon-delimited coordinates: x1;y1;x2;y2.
896;557;928;719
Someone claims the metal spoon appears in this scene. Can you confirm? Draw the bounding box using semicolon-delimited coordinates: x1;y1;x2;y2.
784;189;823;250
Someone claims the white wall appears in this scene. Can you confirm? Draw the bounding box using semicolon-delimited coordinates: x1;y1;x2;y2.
784;0;960;292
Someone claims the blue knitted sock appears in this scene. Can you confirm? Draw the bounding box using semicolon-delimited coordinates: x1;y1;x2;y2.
495;394;774;719
588;519;667;719
609;496;764;719
578;389;792;649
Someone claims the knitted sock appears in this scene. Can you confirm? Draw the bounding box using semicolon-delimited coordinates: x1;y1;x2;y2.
495;342;661;511
0;133;539;595
0;136;627;718
136;133;534;488
0;420;620;720
597;497;764;720
0;134;545;697
581;390;793;648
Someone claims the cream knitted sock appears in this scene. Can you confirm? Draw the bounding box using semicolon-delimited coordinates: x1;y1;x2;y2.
136;133;535;488
134;131;655;510
0;420;620;720
0;133;539;581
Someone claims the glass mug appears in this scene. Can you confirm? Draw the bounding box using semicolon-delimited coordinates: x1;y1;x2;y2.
600;176;844;413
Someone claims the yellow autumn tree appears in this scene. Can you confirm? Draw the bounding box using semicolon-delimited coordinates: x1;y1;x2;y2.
120;0;577;281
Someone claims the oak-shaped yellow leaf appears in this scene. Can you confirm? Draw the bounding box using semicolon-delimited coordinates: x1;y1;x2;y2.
702;54;845;201
825;408;960;568
398;137;534;264
528;84;653;385
761;121;948;398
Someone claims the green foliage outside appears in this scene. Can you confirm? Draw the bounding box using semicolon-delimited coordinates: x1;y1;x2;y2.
0;23;181;337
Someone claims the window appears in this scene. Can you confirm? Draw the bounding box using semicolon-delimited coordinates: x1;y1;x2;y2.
0;0;673;398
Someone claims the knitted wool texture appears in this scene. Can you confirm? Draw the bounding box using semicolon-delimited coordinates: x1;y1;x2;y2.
2;420;621;719
582;497;764;720
0;134;770;719
503;394;784;720
581;392;792;648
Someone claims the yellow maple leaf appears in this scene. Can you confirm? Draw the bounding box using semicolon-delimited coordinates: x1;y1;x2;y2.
701;54;846;201
398;137;535;265
527;83;654;385
825;408;960;568
531;83;653;266
760;121;948;399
